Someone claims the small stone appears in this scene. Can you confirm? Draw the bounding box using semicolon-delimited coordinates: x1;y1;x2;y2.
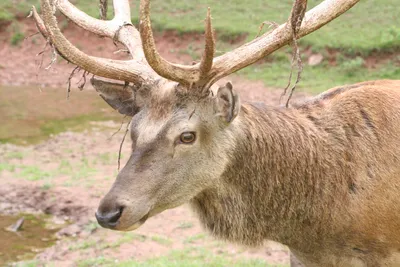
53;217;66;225
57;224;81;237
308;53;324;66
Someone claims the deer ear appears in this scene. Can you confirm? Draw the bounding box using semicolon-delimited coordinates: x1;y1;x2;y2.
215;82;241;123
91;78;143;116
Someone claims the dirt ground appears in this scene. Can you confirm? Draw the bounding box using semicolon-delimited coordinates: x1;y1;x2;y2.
0;18;311;266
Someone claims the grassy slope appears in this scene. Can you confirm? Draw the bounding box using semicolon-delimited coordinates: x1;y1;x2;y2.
6;0;398;53
3;0;399;92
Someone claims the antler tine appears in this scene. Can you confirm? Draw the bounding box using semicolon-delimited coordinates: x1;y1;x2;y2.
199;7;215;83
35;0;159;84
32;6;49;39
56;0;147;63
204;0;360;86
139;0;202;86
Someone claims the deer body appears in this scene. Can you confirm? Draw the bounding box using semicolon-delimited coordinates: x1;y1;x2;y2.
191;80;400;266
33;0;400;265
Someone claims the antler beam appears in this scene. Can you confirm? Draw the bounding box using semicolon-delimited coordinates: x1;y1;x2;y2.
33;0;159;84
205;0;360;86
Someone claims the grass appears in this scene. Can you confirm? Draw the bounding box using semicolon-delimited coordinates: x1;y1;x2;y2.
1;0;395;94
184;233;207;244
151;235;173;246
69;232;148;252
1;0;398;53
0;162;16;172
5;0;397;54
19;165;51;181
238;50;400;93
10;28;24;46
76;247;280;267
176;222;194;230
4;151;26;159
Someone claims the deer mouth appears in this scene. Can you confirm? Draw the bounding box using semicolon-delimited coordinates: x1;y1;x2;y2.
119;212;150;231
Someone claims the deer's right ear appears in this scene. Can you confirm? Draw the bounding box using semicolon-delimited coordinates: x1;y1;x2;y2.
91;78;143;116
214;82;241;123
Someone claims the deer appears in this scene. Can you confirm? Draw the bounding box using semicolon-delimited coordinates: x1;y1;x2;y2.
32;0;400;266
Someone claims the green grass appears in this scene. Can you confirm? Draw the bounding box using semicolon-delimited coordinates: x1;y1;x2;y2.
4;0;395;93
19;165;51;181
77;247;279;267
151;235;173;246
130;0;400;55
4;151;26;159
184;233;207;244
239;50;400;93
12;260;40;267
3;0;399;54
176;222;194;230
0;162;16;172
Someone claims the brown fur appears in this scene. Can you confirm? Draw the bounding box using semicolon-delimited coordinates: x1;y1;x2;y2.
97;80;400;267
191;80;400;266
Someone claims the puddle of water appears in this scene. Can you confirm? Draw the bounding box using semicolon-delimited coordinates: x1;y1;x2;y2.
0;213;64;265
0;86;122;145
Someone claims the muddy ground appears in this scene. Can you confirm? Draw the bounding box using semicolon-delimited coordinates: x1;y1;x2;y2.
0;18;311;266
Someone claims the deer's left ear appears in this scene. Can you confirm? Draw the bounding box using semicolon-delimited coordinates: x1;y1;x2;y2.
214;82;241;123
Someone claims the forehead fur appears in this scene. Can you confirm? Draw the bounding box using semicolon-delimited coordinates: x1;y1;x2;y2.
138;81;212;120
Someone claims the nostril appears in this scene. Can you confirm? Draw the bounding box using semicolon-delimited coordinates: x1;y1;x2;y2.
95;205;124;228
108;206;123;224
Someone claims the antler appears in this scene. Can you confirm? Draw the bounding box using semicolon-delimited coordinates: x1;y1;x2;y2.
32;0;160;84
204;0;360;86
139;0;215;87
138;0;359;89
33;0;359;92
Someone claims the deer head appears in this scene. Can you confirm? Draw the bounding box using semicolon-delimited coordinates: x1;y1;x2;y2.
33;0;359;231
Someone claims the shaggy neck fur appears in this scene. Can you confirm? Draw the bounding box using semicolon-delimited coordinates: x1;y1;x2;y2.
191;102;358;252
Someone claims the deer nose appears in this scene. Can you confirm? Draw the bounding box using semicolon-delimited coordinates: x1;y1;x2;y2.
95;206;123;228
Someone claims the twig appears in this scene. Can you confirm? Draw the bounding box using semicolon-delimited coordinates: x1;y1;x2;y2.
255;21;279;38
24;31;40;40
118;121;131;171
67;66;81;99
108;115;127;140
282;0;307;107
279;50;295;105
45;45;58;70
99;0;108;20
285;37;303;108
78;70;88;90
189;108;196;120
36;41;50;77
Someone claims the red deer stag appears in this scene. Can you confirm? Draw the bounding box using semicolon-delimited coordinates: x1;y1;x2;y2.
33;0;400;266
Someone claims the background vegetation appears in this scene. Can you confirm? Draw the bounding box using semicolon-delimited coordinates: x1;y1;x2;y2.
1;0;399;92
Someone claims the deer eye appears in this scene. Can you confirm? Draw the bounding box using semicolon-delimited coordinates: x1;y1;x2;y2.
179;132;196;144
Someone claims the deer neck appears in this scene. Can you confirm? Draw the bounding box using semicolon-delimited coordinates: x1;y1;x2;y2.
191;102;352;248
